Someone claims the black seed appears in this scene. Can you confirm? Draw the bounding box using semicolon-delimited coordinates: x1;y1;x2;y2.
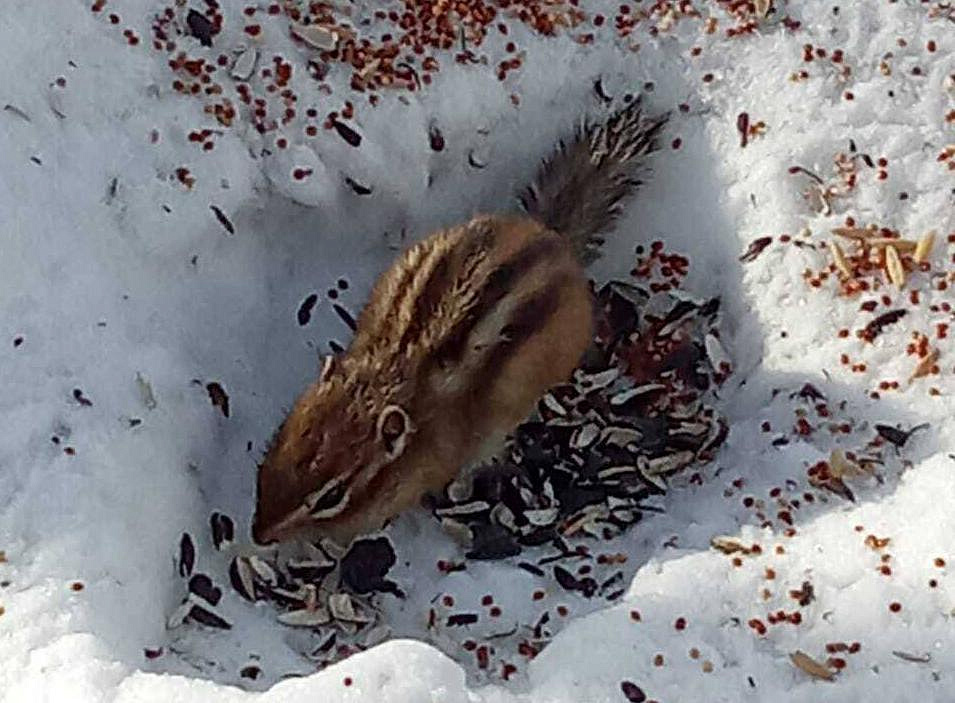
518;562;545;577
345;176;372;195
340;536;402;595
186;9;215;47
875;422;928;447
240;665;261;680
188;573;222;606
297;293;318;326
332;120;362;147
13;336;23;347
446;613;479;627
206;382;230;417
178;533;195;578
593;78;613;104
209;512;234;550
209;205;234;235
428;123;445;151
228;558;255;601
336;278;348;290
72;388;93;407
333;303;356;331
620;681;647;702
188;604;231;629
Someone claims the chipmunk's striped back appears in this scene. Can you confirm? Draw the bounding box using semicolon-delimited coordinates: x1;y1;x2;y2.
253;100;668;546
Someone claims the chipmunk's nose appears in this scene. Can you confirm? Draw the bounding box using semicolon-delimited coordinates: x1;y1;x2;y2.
250;512;279;546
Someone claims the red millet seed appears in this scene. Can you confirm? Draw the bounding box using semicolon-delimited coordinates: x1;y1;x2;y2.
442;595;454;607
557;605;569;617
489;606;502;617
927;40;937;52
653;654;664;667
109;13;120;24
844;91;854;100
674;617;687;630
71;581;84;591
343;677;352;687
879;565;892;576
731;557;743;567
244;24;261;36
889;602;902;613
630;609;641;622
481;595;493;606
671;138;682;149
935;557;946;567
702;73;714;83
532;590;545;601
276;137;288;149
829;657;846;670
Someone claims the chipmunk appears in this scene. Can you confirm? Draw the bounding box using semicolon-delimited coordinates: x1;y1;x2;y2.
252;99;668;547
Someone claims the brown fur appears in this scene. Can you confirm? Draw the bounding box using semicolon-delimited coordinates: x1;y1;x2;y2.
252;102;667;546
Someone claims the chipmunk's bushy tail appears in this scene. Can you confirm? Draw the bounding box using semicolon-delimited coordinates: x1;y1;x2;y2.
518;98;668;266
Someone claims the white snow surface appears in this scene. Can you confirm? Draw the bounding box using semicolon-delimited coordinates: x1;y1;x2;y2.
2;1;954;701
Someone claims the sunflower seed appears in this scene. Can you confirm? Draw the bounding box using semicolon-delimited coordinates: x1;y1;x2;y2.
328;593;372;624
570;423;601;449
540;393;567;416
885;245;906;289
229;557;256;601
278;607;331;628
189;602;232;630
231;47;258;80
913;230;935;263
247;555;278;586
575;368;619;390
435;500;491;518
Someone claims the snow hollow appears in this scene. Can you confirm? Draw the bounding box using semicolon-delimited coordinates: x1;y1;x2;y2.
1;1;954;702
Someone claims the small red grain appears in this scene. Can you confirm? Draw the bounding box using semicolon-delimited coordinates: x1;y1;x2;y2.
889;602;902;613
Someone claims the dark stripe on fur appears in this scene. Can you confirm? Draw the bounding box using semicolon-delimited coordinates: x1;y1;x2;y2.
431;234;562;365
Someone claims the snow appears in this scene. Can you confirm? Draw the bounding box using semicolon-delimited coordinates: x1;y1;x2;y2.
1;1;954;701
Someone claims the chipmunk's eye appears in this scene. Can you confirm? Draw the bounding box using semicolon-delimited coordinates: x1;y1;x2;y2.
377;404;410;457
305;477;350;519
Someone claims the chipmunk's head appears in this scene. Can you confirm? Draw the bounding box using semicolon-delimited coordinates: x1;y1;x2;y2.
251;355;414;546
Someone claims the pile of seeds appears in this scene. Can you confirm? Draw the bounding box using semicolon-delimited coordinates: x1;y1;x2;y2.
165;271;729;680
169;516;403;655
430;278;729;563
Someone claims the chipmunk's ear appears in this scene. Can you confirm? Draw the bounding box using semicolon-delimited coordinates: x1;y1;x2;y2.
319;354;338;383
377;405;411;458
